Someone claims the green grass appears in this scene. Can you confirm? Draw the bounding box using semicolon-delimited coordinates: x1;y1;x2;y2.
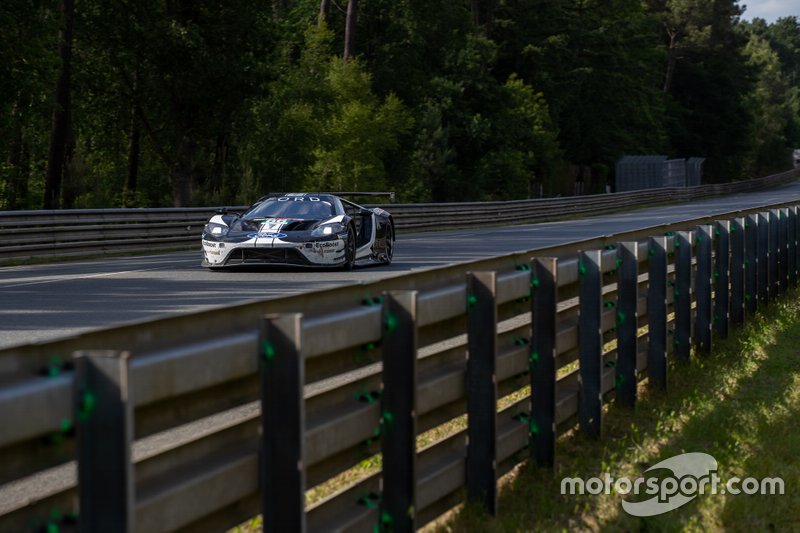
438;290;800;533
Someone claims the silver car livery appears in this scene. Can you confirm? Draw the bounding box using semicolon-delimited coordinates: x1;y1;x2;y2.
201;193;395;269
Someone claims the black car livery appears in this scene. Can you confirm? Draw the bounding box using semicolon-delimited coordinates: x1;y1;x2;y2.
201;193;395;269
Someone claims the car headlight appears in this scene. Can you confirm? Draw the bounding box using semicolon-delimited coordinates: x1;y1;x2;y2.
204;223;229;237
311;222;346;238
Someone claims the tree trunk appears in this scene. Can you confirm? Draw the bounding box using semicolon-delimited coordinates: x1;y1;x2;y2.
125;70;141;204
5;97;25;209
318;0;331;26
170;136;196;207
43;0;74;209
211;134;227;196
60;126;76;208
663;29;679;94
126;114;141;199
471;0;480;29
343;0;358;61
471;0;494;36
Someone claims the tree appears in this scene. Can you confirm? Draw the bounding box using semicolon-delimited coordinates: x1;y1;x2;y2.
743;33;793;171
1;0;59;210
740;17;800;172
4;0;794;210
645;0;717;95
307;59;413;192
645;0;754;180
318;0;331;25
77;0;274;206
242;25;413;196
760;17;800;88
344;0;358;61
491;0;665;187
43;0;74;209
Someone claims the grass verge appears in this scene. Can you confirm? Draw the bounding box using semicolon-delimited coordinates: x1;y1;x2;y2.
438;290;800;532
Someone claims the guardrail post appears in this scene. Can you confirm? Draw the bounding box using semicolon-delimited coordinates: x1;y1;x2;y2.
780;208;789;293
770;210;780;298
616;242;638;407
259;314;305;533
789;207;798;287
746;214;759;316
531;258;557;467
466;272;497;515
730;218;745;325
714;221;730;338
74;350;134;533
758;212;769;305
674;231;693;362
647;236;668;389
381;291;418;531
695;225;713;354
579;250;602;438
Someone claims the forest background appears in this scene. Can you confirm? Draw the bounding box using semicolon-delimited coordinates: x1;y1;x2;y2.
1;0;799;209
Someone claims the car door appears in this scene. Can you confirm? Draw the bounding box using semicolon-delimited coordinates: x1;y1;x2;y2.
341;199;376;253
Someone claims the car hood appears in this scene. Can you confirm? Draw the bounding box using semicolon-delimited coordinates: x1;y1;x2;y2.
231;217;321;233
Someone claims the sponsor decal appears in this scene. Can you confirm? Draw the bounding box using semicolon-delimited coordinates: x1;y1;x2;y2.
253;217;298;224
315;241;339;249
202;240;218;248
246;232;288;239
252;217;303;232
206;250;222;256
278;196;320;202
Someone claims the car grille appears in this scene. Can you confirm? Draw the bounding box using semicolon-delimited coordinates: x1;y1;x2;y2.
224;247;313;266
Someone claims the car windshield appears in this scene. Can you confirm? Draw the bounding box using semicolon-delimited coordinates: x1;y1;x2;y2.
246;197;336;220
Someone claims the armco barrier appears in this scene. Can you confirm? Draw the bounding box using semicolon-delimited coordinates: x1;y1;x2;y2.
2;196;800;531
1;170;798;263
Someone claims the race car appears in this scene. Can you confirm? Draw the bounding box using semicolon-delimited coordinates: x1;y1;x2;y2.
201;193;395;269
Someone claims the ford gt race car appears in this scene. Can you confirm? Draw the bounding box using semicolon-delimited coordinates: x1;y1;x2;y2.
201;193;395;269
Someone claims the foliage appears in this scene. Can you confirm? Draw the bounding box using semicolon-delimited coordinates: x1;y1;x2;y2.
240;25;413;196
1;1;798;209
742;30;800;173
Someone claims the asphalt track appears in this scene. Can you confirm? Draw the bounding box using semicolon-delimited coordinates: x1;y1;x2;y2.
3;182;800;350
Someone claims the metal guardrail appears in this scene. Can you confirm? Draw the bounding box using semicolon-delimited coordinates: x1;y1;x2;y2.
1;193;800;530
1;170;798;263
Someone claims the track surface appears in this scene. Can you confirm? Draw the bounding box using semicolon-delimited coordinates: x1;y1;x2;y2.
3;183;800;349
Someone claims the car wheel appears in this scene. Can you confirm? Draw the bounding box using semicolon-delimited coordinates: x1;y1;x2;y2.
382;224;394;265
343;225;356;270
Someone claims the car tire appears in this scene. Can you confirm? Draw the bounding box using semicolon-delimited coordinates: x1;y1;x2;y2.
382;223;394;265
343;225;356;270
